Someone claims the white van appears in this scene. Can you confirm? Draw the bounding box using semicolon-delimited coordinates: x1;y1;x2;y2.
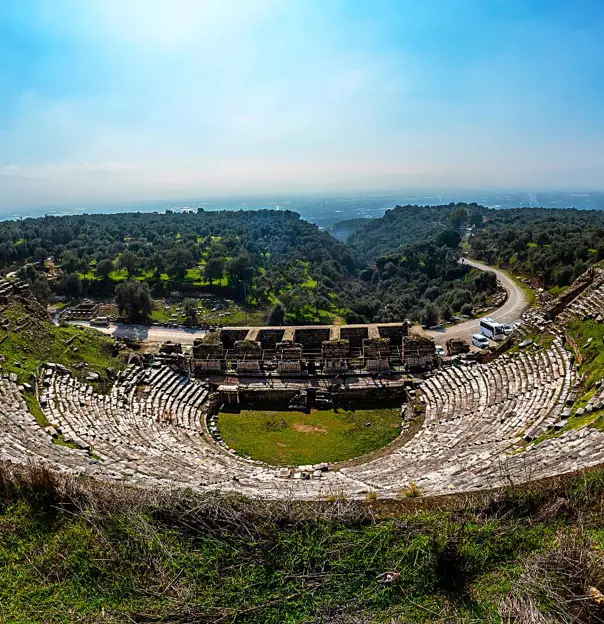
472;333;489;349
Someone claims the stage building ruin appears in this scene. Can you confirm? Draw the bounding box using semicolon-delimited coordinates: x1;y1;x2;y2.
190;322;434;377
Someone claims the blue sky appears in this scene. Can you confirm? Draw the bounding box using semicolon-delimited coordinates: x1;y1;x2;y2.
0;0;603;208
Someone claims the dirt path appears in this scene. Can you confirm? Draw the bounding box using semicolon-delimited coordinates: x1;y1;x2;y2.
71;321;207;344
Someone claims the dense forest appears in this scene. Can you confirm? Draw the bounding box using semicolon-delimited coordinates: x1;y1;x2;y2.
468;208;604;289
346;203;485;258
339;239;498;324
0;208;497;326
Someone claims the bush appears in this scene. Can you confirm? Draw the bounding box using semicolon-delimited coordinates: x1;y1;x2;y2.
461;303;473;317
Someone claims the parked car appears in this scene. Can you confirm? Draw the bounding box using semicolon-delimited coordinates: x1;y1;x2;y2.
90;316;109;327
435;345;447;357
472;333;489;349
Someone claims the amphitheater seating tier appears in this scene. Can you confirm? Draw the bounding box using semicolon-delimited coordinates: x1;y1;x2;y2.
2;336;604;498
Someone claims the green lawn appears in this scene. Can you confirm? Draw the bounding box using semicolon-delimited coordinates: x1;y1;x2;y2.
218;407;401;465
209;307;266;326
150;302;185;324
183;267;229;287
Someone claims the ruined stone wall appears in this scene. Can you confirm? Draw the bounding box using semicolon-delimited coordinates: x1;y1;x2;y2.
193;342;224;358
276;342;303;360
257;328;285;350
363;337;390;359
294;328;331;349
321;339;350;359
402;335;436;369
220;328;249;349
378;324;408;343
340;326;368;348
233;340;262;359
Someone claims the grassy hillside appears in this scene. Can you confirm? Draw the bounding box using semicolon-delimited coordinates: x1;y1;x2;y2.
0;294;121;387
2;464;604;623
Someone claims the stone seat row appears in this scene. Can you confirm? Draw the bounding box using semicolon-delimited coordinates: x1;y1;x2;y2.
420;341;568;427
557;280;604;323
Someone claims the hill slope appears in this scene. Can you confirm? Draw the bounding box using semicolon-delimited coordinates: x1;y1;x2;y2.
347;203;483;259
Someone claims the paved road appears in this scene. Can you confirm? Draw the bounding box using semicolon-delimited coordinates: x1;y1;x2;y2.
71;321;207;344
426;258;529;346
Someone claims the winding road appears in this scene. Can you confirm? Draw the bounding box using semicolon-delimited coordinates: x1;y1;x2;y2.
73;259;529;347
426;258;530;346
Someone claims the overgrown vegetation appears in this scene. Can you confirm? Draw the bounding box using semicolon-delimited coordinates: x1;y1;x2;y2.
217;406;402;465
557;319;604;434
2;464;604;623
0;295;122;386
529;321;604;444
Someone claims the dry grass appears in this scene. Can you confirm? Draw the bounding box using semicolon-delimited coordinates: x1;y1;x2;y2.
398;481;422;498
499;530;604;624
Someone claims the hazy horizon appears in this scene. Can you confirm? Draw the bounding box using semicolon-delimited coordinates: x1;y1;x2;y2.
3;190;604;230
1;1;603;210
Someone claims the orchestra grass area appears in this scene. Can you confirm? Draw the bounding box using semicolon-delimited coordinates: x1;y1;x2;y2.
217;406;402;465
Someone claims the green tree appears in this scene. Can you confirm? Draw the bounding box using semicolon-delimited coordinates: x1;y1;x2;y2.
204;256;225;285
440;304;453;322
450;208;468;230
65;273;83;299
360;268;373;282
183;298;199;324
167;248;193;281
468;211;483;227
436;229;462;248
96;258;115;280
461;303;473;317
61;253;78;274
227;254;255;301
115;281;152;322
227;254;254;284
420;302;439;327
118;251;138;277
267;302;286;325
32;277;51;305
33;247;47;262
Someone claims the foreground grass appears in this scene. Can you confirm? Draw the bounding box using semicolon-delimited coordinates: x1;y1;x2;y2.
218;407;402;465
2;465;604;623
